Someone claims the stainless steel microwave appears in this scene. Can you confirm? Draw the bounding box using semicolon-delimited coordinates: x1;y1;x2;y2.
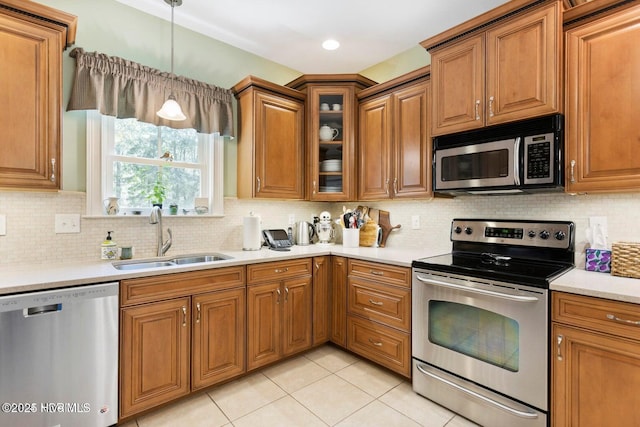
433;114;564;195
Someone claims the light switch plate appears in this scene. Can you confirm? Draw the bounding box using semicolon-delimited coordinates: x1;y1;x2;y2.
55;214;80;234
0;214;6;236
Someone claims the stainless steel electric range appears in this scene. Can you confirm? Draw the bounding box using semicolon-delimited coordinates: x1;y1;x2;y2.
411;219;575;427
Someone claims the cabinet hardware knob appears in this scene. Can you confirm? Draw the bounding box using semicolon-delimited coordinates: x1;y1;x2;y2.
606;313;640;326
475;100;481;121
489;96;495;118
368;338;383;347
182;306;187;327
570;160;576;184
556;335;563;361
50;158;56;182
196;302;201;323
368;299;383;306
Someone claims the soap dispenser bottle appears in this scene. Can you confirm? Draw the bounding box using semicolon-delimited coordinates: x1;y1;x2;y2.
101;231;117;260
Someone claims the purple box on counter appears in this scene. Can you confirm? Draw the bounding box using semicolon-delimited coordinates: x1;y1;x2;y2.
585;248;611;273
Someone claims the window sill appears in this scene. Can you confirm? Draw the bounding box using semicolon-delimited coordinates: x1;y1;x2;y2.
83;213;224;219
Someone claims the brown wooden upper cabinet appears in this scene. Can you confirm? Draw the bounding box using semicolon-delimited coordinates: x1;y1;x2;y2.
286;75;376;201
0;1;77;190
422;0;562;136
564;1;640;193
232;76;306;199
357;67;431;200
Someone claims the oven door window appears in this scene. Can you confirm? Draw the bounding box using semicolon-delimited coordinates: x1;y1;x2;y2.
428;300;519;372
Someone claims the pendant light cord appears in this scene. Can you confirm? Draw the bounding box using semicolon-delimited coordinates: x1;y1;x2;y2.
170;1;175;95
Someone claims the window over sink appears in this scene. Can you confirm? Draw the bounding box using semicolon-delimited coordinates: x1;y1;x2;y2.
86;111;224;216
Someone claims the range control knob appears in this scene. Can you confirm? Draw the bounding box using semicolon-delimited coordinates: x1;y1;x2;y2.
528;230;537;238
464;227;473;235
539;230;550;240
453;226;462;234
555;231;566;241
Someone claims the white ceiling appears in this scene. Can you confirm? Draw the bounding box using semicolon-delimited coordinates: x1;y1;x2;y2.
116;0;510;74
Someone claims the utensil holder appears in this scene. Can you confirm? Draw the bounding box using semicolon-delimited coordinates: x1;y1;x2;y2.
343;228;359;248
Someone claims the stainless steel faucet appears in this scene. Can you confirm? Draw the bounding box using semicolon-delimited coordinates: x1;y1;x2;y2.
150;206;172;256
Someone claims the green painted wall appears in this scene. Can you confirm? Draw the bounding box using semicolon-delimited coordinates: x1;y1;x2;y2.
360;45;431;82
37;0;431;196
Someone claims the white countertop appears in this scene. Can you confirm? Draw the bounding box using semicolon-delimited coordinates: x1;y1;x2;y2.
0;245;443;296
3;244;639;304
550;267;640;304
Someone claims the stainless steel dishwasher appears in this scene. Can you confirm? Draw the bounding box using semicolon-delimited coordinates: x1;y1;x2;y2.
0;282;118;427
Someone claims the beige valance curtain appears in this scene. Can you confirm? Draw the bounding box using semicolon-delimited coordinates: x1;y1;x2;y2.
67;48;234;136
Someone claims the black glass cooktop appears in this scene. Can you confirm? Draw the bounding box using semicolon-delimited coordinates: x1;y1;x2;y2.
412;252;573;289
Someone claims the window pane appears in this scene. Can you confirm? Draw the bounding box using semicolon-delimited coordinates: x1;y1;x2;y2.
114;119;159;158
163;166;201;208
160;126;200;163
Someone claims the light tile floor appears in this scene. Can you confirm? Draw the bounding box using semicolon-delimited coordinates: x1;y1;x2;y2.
119;345;480;427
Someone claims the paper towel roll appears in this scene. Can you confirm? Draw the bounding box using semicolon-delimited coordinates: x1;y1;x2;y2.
243;214;262;250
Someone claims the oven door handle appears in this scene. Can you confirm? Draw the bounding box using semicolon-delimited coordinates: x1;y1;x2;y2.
415;275;539;302
415;363;539;419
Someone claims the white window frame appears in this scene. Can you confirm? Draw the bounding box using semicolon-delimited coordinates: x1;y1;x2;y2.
86;110;224;216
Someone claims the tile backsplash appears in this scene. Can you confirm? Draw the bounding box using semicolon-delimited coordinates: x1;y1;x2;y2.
1;191;639;267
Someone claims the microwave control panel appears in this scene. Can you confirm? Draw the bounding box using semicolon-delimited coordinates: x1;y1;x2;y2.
523;132;554;184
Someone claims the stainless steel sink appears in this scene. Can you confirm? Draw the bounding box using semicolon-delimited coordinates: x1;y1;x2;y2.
112;261;176;270
113;253;233;270
172;254;231;264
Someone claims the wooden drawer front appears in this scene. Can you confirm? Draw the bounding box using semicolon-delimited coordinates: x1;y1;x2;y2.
348;279;411;332
348;259;410;288
247;259;312;284
121;266;245;307
347;315;411;378
553;292;640;341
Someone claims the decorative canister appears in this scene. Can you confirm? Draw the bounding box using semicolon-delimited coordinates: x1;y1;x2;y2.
104;197;120;215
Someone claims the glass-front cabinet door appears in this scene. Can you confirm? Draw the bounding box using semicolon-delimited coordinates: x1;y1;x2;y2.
308;86;354;200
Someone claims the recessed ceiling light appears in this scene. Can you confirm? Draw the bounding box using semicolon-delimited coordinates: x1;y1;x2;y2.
322;39;340;51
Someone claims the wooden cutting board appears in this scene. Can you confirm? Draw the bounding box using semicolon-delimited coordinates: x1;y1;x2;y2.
378;210;401;248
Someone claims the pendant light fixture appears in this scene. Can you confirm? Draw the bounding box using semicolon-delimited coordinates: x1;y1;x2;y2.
157;0;186;121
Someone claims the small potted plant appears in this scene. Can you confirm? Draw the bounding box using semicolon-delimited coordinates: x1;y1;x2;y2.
147;171;166;208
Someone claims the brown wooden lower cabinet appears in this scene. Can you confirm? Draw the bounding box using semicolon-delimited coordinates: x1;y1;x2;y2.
246;259;313;371
119;267;246;420
345;259;411;378
347;315;411;377
312;256;330;344
552;291;640;427
330;256;348;347
120;297;191;419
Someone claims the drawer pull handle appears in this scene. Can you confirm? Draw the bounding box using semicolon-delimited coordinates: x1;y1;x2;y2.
182;306;187;327
475;100;481;120
50;158;56;182
570;160;576;184
606;313;640;326
556;335;563;361
256;177;261;193
369;299;383;306
370;270;384;276
196;302;201;323
368;338;383;347
276;288;281;304
275;268;289;273
284;286;289;302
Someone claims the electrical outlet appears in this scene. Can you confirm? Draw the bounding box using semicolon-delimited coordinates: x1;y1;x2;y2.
0;214;6;236
55;214;81;234
411;215;421;230
288;214;296;225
